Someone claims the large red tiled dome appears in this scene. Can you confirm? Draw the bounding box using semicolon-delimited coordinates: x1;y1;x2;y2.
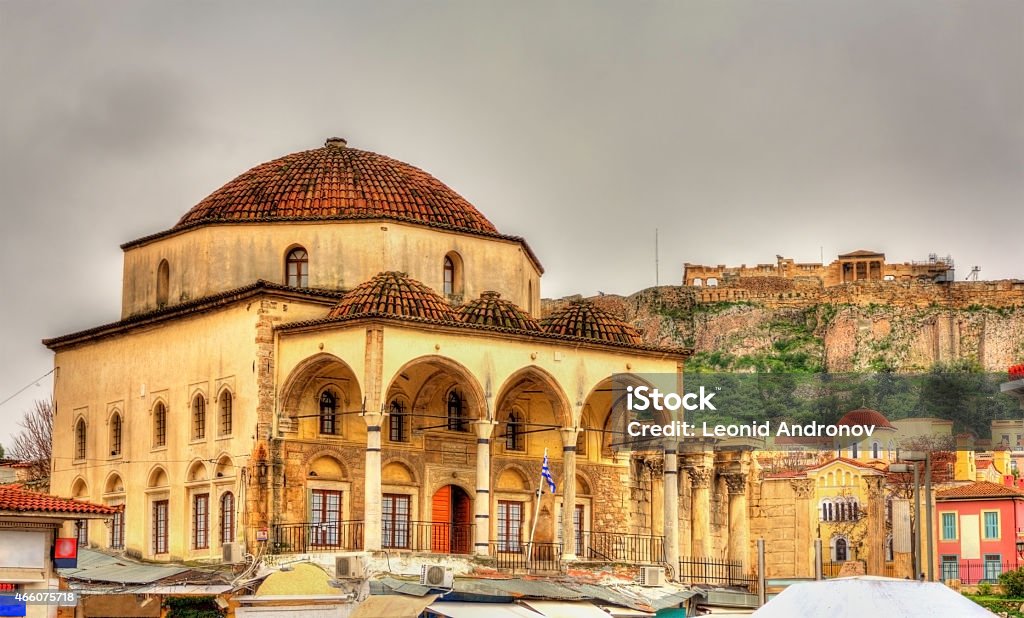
541;300;644;345
328;272;457;322
456;291;541;332
176;138;498;235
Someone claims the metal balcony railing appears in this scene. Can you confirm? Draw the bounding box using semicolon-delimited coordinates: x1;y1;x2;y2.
679;556;757;592
490;542;563;574
269;521;364;554
581;531;666;564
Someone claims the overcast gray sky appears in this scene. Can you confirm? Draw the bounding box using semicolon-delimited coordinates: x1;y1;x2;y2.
0;1;1022;450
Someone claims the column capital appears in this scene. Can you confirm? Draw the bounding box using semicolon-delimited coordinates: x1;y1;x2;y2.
723;472;748;495
362;412;384;427
559;427;581;448
686;466;713;489
473;419;498;440
790;478;815;499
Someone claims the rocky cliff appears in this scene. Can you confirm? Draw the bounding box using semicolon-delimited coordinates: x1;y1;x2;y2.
545;279;1024;373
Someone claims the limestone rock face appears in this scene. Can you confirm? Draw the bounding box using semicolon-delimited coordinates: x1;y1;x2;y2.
545;281;1024;372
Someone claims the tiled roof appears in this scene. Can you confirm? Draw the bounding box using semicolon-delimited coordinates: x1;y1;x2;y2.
328;272;457;322
937;481;1024;500
456;291;541;331
540;300;643;345
0;486;118;515
176;139;498;235
837;408;894;429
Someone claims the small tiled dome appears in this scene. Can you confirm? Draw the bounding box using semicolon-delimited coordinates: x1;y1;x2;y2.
456;291;541;332
177;138;498;235
328;272;457;322
540;300;644;345
837;408;894;430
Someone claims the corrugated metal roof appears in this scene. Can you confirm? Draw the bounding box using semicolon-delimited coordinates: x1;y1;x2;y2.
59;549;188;584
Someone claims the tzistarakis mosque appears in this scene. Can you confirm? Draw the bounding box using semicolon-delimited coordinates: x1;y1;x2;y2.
46;137;760;577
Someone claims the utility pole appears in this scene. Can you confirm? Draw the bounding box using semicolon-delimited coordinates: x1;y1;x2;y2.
655;228;660;287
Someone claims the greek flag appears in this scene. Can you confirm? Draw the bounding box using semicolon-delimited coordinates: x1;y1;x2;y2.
541;452;557;494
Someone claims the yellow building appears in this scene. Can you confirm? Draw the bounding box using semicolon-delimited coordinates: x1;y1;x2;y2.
44;137;757;575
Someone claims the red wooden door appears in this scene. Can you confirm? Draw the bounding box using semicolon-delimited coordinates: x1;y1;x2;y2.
431;486;452;552
452;488;472;554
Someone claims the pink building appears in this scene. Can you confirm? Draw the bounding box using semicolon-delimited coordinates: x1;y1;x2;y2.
935;481;1024;584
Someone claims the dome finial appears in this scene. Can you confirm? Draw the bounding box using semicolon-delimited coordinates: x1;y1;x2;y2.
325;136;348;148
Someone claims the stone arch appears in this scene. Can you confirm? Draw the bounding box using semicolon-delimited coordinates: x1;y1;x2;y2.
280;353;362;419
389;355;487;419
427;477;476;501
307;454;348;481
382;460;417;485
71;477;89;499
214;454;235;479
575;473;592;496
494;366;572;429
186;460;209;482
148;466;169;488
494;463;532;491
104;472;125;495
581;374;659;454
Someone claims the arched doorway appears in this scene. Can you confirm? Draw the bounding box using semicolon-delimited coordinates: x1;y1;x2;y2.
431;485;472;554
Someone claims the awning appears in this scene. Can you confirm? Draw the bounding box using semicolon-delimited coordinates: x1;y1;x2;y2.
427;601;541;618
351;594;438;618
522;600;617;618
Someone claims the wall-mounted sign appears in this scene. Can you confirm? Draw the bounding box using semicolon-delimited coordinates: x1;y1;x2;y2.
53;538;78;569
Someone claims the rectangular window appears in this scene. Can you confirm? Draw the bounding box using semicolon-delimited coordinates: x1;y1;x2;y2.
389;401;408;443
382;494;411;549
219;394;233;435
220;493;235;545
941;513;957;540
75;519;88;547
152;500;169;554
940;555;959;581
984;554;1002;582
311;489;342;546
497;501;523;553
983;511;1000;539
193;493;209;550
110;508;124;550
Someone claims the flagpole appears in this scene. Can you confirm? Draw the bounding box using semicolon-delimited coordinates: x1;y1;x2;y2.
526;448;547;563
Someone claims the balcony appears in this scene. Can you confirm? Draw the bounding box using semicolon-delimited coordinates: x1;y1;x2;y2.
383;521;474;554
268;521;364;554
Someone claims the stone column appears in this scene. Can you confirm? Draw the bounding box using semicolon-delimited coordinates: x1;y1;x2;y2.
363;412;384;551
687;464;713;558
791;479;815;577
559;428;581;561
362;327;385;551
664;447;680;575
865;476;885;575
473;420;497;556
724;473;749;573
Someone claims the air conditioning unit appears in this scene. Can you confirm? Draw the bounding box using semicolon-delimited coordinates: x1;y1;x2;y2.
639;566;665;587
420;564;454;588
335;555;365;579
222;542;246;564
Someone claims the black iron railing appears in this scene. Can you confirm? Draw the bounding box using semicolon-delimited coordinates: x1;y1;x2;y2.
491;542;563;574
580;531;666;564
406;521;474;554
679;556;757;592
822;561;845;578
269;521;363;554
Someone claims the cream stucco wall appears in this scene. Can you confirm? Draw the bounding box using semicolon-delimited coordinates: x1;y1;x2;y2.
121;220;542;318
49;295;330;560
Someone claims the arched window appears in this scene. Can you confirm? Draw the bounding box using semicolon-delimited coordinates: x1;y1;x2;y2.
220;492;235;544
442;252;463;298
75;418;87;460
153;402;167;447
443;256;455;296
849;499;859;521
447;389;467;432
192;394;206;440
110;412;122;457
505;410;525;452
821;499;832;522
219;391;233;436
833;536;848;562
156;259;170;307
871;441;880;459
319;390;338;435
850;442;859;458
285;247;309;288
388;399;409;443
575;428;586;456
885;535;894;561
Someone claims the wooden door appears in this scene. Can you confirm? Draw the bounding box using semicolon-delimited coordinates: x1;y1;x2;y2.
431;486;452;552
